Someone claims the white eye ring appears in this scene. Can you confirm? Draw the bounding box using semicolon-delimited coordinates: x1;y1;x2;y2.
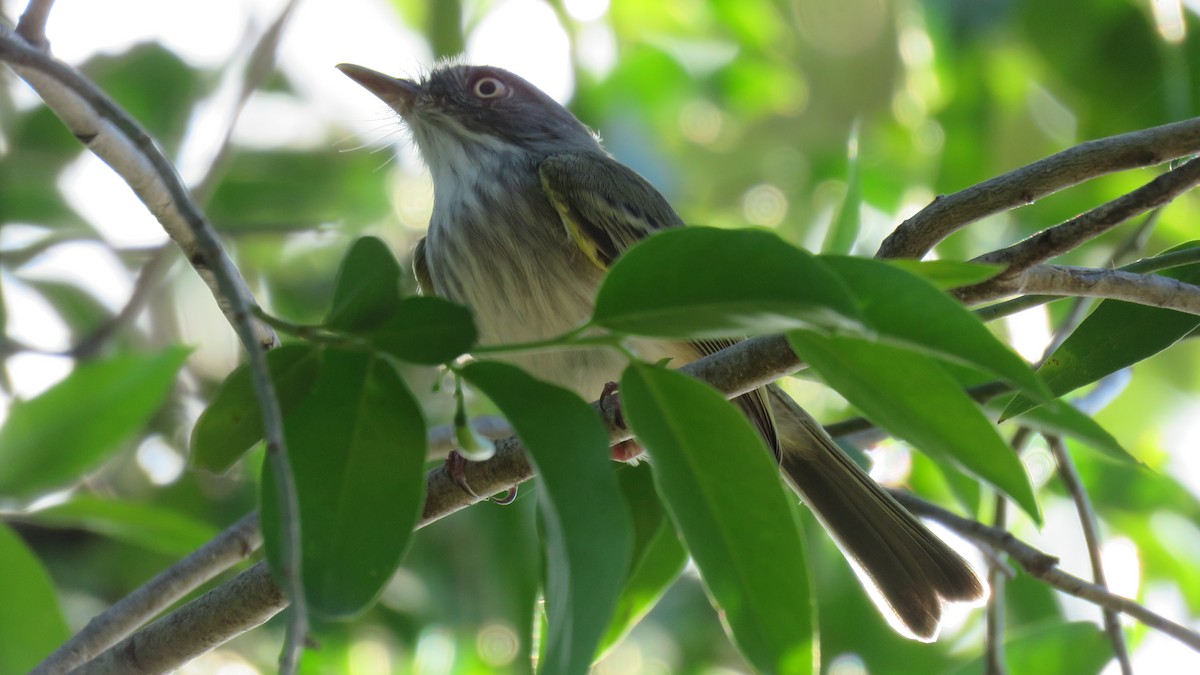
472;76;508;99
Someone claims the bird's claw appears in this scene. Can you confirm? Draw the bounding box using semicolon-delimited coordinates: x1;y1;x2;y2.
445;450;519;504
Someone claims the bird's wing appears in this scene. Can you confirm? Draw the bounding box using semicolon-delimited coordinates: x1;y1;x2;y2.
412;236;435;295
539;152;684;269
539;153;780;459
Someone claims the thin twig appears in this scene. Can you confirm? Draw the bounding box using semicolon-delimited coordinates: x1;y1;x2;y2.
68;245;173;360
1047;436;1133;674
972;157;1200;274
975;244;1200;320
878;116;1200;259
892;491;1200;652
70;561;286;675
15;0;54;47
30;513;262;675
0;21;308;671
985;491;1008;675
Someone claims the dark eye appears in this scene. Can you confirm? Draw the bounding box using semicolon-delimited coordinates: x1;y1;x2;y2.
472;76;508;99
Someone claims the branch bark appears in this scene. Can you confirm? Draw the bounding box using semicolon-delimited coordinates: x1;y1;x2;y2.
877;116;1200;259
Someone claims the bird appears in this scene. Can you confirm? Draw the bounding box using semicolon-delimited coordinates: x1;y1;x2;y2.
336;60;986;641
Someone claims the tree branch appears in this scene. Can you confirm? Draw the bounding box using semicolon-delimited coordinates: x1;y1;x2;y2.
71;561;286;675
30;513;262;675
973;156;1200;273
877;116;1200;259
892;491;1200;653
1047;436;1132;674
15;0;54;47
0;15;307;671
965;264;1200;314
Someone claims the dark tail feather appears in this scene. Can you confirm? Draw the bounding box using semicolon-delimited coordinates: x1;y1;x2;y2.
768;386;986;641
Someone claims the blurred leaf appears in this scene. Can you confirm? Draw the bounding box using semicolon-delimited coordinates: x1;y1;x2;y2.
0;107;88;226
886;260;1003;290
821;123;860;255
262;349;427;619
24;496;219;556
600;464;688;657
25;278;114;337
621;362;816;675
0;524;69;674
325;236;403;331
207;149;391;229
0;348;188;500
82;42;200;150
365;296;476;365
949;621;1112;675
190;344;321;473
461;361;632;675
820;255;1048;399
594;227;866;339
1003;247;1200;420
787;331;1041;523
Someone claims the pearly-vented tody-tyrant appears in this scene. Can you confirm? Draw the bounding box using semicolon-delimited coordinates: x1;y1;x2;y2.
337;61;986;641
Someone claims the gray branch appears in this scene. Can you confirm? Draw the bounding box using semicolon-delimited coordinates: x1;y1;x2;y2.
878;116;1200;259
893;491;1200;653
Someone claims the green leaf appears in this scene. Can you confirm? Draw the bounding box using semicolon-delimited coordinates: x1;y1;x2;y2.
949;621;1113;675
190;344;322;473
987;397;1141;466
621;363;816;675
819;255;1048;400
325;236;403;331
261;349;427;619
885;260;1004;290
0;524;69;674
365;296;477;365
24;496;220;556
821;122;861;255
787;331;1041;523
593;227;866;339
1003;245;1200;419
460;361;632;675
0;348;189;500
599;464;687;657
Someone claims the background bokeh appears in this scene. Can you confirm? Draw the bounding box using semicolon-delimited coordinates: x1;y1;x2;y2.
3;0;1200;673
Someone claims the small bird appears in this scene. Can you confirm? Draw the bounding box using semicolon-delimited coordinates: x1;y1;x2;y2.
337;61;986;641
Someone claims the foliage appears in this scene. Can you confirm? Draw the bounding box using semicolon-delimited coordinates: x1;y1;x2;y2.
3;0;1200;673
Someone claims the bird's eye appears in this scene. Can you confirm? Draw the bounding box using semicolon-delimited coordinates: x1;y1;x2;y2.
472;76;509;99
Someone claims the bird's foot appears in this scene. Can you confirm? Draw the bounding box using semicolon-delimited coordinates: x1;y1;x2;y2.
600;381;645;462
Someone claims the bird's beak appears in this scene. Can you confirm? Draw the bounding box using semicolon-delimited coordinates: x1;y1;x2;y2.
336;63;422;114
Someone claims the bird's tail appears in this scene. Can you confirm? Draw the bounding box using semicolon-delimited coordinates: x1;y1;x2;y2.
768;385;987;641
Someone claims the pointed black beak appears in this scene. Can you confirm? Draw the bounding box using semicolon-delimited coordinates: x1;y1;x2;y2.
336;63;422;114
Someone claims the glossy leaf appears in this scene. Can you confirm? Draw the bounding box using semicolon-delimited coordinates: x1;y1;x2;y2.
787;331;1041;523
0;348;188;500
461;361;632;675
0;524;69;674
599;464;688;656
621;362;816;675
261;349;427;618
593;227;866;338
820;255;1048;400
325;236;403;331
366;296;477;365
190;344;322;473
24;496;220;556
